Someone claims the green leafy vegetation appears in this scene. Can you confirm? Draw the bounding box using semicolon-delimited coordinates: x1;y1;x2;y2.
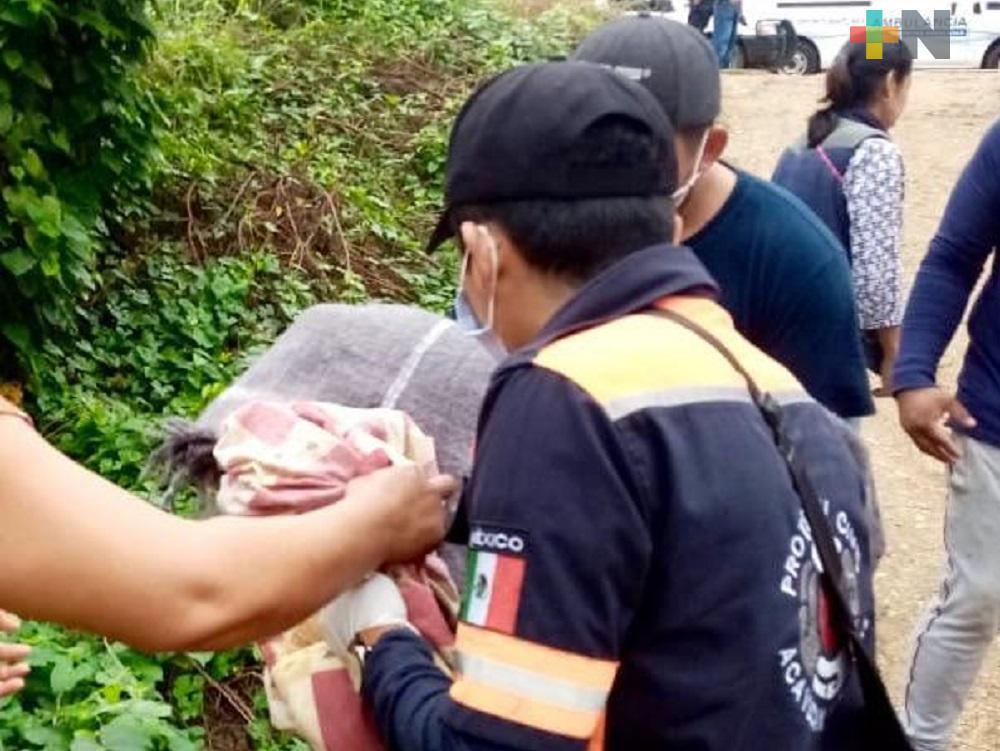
0;0;603;747
0;0;160;354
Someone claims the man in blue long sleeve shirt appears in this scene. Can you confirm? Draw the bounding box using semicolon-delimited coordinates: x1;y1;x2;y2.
893;119;1000;751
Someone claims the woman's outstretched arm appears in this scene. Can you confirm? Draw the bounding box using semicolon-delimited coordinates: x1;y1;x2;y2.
0;403;452;652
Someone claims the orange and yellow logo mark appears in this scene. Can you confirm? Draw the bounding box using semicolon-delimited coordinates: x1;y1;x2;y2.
851;10;901;59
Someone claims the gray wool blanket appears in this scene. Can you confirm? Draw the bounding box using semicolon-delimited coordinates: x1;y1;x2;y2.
152;302;495;510
151;303;496;583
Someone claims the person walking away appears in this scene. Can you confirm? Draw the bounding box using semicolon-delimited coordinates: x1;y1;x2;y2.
893;119;1000;751
773;41;912;396
574;16;875;424
712;0;740;66
688;0;714;33
316;60;881;750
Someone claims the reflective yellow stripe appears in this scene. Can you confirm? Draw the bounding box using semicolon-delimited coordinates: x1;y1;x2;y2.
449;624;618;739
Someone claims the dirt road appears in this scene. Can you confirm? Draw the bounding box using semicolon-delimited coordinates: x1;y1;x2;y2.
721;69;1000;749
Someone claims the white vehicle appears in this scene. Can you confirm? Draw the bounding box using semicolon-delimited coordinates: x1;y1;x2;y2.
611;0;1000;72
753;0;1000;73
616;2;799;70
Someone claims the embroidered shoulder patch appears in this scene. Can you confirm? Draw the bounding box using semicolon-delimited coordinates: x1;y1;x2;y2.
461;525;528;633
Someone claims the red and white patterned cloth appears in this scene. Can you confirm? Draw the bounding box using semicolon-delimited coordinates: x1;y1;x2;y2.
214;401;459;751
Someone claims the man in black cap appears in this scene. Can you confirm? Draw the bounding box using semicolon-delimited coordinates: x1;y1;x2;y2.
318;60;876;750
575;15;875;426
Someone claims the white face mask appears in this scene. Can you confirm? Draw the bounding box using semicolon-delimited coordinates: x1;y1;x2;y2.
454;229;506;360
671;130;710;207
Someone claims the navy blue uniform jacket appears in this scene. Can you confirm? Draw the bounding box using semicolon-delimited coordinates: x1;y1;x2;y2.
363;244;876;750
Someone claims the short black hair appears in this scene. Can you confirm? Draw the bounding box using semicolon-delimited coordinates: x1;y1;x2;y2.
453;197;673;283
679;123;711;144
450;118;675;283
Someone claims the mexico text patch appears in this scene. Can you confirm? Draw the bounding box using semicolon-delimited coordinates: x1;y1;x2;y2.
468;524;529;555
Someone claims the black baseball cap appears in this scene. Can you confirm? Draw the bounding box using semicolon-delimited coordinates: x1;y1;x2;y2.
425;60;676;252
573;14;721;131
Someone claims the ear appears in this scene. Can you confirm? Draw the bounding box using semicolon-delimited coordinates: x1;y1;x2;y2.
459;221;495;290
672;211;685;245
459;221;479;256
702;126;729;167
882;71;900;99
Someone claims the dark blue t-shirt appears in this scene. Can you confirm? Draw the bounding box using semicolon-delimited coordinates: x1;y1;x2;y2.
687;169;874;418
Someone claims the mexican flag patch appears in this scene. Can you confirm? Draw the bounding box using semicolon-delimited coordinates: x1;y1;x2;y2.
461;529;527;633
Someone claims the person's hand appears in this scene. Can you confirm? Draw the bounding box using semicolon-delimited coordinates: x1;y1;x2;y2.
317;573;411;654
345;464;456;565
897;387;976;463
0;611;30;699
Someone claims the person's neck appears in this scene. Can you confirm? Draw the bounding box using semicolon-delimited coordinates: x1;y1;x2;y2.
501;275;578;350
842;104;888;131
679;162;738;242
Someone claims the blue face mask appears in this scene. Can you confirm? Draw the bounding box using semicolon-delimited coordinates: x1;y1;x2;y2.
454;232;507;360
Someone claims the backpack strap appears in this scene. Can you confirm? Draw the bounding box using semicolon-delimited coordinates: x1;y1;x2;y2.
816;145;845;182
799;117;888;182
820;117;887;151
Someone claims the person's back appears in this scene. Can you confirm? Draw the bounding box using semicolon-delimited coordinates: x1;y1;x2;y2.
772;117;886;255
515;287;874;748
573;16;874;421
686;169;873;418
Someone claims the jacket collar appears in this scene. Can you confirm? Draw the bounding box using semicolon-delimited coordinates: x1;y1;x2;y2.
838;107;887;134
504;243;718;368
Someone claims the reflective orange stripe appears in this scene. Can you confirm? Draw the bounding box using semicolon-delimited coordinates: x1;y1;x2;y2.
455;624;617;689
450;624;617;739
588;713;607;751
451;676;603;739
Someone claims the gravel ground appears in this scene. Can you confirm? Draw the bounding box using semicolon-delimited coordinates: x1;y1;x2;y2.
720;69;1000;750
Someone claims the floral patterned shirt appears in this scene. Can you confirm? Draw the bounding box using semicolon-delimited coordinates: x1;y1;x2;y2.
842;137;905;330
